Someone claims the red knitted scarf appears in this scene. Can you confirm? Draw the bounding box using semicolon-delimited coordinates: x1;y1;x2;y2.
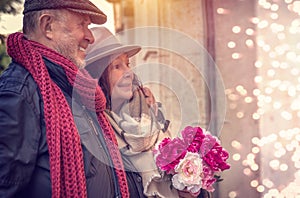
7;33;129;198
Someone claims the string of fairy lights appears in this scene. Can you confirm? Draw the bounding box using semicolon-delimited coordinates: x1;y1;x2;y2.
219;0;300;197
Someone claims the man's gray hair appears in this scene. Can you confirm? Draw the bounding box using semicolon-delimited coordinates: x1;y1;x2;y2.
23;9;65;37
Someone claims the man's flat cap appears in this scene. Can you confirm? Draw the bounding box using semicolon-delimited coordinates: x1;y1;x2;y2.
23;0;107;25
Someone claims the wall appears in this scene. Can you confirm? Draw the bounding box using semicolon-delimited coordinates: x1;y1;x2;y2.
130;0;210;136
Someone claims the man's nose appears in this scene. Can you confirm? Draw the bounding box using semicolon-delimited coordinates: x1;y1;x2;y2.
86;28;95;44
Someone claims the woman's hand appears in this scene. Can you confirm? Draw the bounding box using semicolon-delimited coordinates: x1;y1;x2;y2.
142;87;158;115
142;87;156;105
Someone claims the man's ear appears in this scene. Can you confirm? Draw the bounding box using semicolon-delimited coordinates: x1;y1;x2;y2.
39;14;54;39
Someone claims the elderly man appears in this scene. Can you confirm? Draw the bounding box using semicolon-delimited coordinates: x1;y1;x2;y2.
0;0;144;197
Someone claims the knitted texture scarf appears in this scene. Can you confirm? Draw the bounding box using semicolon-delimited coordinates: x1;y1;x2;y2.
6;32;129;198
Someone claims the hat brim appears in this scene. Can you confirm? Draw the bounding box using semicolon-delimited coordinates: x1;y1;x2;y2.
67;8;107;25
86;45;141;66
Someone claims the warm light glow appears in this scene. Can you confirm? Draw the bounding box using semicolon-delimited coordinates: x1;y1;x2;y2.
228;41;236;48
232;140;242;149
251;17;260;24
264;189;280;198
246;39;254;48
270;13;279;20
232;26;241;33
291;68;299;76
267;69;275;77
232;52;242;59
289;1;300;14
251;164;259;171
262;179;274;188
265;87;273;94
246;28;255;35
279;163;288;171
209;0;300;197
252;137;260;145
250;180;259;187
252;146;260;154
273;101;282;109
253;88;261;96
281;111;293;120
257;20;269;29
243;168;252;176
228;94;239;101
254;76;263;83
247;153;255;161
236;112;244;118
233;153;241;161
228;191;237;198
253;113;261;120
217;7;229;14
255;60;263;68
245;96;253;103
257;185;265;193
269;159;280;170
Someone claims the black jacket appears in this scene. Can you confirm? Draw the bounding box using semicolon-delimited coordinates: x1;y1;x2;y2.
0;58;145;198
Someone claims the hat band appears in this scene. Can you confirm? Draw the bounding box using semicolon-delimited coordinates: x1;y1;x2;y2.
87;43;122;59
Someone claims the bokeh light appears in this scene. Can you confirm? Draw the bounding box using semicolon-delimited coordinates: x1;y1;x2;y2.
222;0;300;196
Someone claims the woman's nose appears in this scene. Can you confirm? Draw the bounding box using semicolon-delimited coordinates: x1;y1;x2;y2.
123;68;133;79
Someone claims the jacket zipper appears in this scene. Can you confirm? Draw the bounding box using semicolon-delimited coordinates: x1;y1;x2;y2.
87;116;99;136
82;106;121;198
82;106;98;136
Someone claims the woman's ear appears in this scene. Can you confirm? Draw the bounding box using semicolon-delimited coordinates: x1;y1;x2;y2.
39;14;54;40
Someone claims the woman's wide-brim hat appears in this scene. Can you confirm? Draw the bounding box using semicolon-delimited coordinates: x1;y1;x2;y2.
85;26;141;66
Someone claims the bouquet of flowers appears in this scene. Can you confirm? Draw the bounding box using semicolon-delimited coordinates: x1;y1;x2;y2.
153;126;230;194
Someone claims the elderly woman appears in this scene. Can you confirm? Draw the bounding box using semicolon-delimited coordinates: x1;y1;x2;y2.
85;27;209;198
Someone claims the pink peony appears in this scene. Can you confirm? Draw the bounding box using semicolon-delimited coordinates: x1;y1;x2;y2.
200;131;218;156
154;137;187;173
201;164;217;191
202;142;230;172
172;152;203;193
181;126;205;153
